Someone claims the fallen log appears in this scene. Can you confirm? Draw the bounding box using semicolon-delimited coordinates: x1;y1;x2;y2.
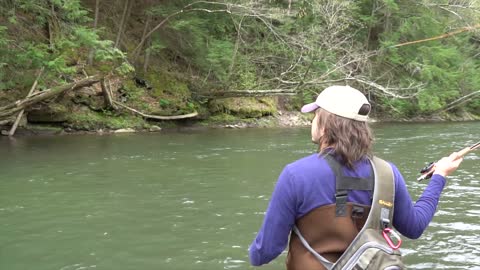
201;89;297;98
0;75;102;119
100;78;117;109
113;101;198;120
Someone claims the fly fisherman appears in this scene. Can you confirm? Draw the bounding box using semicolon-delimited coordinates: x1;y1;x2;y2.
248;85;463;269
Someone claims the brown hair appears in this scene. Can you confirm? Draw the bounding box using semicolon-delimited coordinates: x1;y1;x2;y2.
315;108;374;169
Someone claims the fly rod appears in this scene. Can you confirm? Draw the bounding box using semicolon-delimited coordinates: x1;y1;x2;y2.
417;141;480;181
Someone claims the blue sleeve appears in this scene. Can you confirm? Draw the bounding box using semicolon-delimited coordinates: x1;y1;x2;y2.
391;163;447;239
249;165;297;266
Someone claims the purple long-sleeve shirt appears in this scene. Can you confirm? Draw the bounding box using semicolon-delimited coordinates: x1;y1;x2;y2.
249;153;447;266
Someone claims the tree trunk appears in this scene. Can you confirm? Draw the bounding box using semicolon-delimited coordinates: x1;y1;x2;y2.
100;78;116;109
132;0;153;63
143;38;152;73
115;0;132;49
141;14;152;72
47;2;56;48
88;0;101;65
229;16;245;76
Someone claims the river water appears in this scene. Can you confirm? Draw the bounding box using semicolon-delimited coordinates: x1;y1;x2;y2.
1;122;479;270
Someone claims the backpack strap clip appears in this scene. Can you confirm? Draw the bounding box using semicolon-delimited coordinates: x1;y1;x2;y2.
335;190;348;216
323;154;374;217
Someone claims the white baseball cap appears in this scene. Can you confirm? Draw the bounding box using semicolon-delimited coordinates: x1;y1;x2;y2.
301;85;371;122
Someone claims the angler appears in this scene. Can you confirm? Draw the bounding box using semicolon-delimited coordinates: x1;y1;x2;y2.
249;85;464;270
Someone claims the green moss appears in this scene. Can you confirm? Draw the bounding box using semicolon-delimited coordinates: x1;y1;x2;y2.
132;70;197;116
49;103;68;114
122;80;146;102
208;113;239;123
208;97;277;118
146;71;190;98
66;110;148;130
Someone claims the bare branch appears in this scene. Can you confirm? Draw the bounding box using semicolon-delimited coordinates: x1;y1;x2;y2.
113;101;198;120
228;15;246;75
391;24;480;48
346;77;425;99
199;89;297;98
435;90;480;113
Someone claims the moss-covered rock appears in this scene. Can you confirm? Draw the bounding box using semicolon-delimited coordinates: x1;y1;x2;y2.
72;86;106;111
208;97;277;118
65;109;148;131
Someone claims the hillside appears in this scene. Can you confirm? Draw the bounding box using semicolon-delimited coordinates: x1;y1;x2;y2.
1;0;479;134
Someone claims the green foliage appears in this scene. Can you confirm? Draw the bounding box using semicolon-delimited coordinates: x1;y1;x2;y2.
115;62;135;76
235;68;257;90
146;40;167;55
466;97;480;114
0;0;127;94
381;98;417;118
353;0;480;117
53;0;90;22
205;40;235;83
120;81;147;105
159;99;171;108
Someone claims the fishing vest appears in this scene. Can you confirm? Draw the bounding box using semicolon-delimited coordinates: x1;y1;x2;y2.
286;155;404;270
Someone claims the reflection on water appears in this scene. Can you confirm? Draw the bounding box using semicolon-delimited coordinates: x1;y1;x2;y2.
0;122;479;270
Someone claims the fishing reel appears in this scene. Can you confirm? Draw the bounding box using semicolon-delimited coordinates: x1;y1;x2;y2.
417;162;435;181
420;162;435;174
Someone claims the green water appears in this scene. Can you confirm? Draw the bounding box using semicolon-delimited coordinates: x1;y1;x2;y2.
1;122;479;270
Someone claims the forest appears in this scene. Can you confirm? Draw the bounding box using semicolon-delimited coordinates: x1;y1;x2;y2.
0;0;479;133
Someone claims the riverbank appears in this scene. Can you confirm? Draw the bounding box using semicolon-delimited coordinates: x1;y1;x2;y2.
1;108;479;137
0;110;309;136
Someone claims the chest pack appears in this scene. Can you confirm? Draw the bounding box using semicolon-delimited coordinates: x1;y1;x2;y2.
293;155;405;270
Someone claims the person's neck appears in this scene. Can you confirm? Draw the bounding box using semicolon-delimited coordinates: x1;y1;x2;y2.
319;146;335;156
320;143;334;151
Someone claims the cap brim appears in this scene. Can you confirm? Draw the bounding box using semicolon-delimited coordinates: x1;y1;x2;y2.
301;103;319;113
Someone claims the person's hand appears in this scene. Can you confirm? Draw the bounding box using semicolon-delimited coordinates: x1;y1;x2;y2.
433;152;463;177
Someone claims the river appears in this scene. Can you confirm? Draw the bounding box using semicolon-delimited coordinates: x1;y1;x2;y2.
1;121;479;270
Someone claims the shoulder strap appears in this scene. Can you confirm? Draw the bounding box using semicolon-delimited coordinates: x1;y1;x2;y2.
323;154;374;217
363;156;395;230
